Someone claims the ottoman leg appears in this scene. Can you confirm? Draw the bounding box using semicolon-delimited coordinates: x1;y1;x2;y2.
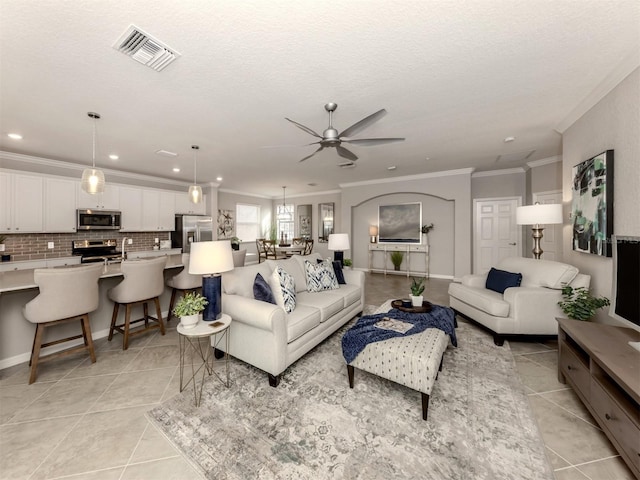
421;393;430;421
347;365;354;388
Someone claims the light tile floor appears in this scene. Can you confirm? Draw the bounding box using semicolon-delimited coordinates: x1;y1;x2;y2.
0;273;634;479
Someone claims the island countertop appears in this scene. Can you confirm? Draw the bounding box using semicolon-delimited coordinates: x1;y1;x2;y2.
0;254;185;293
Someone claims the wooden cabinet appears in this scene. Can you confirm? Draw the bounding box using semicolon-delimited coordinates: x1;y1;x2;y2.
558;318;640;478
77;184;120;209
0;172;43;233
175;191;206;215
44;177;77;232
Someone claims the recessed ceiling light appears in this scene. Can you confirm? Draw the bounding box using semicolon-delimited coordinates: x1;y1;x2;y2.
109;154;119;160
216;176;223;182
504;136;516;143
425;157;430;161
7;133;22;140
387;166;397;170
172;167;180;173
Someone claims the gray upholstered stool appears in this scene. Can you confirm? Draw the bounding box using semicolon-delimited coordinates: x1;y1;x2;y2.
346;300;450;420
23;263;103;384
166;253;202;323
108;257;167;350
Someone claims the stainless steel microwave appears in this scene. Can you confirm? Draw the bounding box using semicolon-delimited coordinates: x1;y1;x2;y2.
76;209;121;230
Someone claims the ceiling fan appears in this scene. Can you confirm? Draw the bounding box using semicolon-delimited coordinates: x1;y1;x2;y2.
285;103;405;162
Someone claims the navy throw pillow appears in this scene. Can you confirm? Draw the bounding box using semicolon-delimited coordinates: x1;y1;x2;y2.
253;273;276;304
317;258;346;284
485;268;522;294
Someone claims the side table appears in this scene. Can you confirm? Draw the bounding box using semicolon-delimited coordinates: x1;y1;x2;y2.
177;313;231;407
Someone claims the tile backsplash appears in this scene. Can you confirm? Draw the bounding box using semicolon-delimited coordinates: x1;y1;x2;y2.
0;232;172;262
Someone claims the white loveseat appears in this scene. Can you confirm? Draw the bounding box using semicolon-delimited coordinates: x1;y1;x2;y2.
448;257;590;345
217;253;365;386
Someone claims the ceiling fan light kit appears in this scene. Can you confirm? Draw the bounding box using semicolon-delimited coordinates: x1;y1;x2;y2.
81;112;106;195
285;103;405;163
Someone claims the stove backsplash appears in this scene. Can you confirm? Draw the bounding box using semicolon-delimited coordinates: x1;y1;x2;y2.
1;232;172;262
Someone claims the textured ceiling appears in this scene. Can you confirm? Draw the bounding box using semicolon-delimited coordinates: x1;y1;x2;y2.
0;0;638;197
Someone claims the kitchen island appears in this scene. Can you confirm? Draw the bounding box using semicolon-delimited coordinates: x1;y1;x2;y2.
0;254;185;369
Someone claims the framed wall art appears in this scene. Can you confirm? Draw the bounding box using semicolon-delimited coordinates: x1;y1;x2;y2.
217;209;235;239
571;150;614;257
378;202;422;244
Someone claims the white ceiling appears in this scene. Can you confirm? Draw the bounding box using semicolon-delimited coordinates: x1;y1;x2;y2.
1;0;638;197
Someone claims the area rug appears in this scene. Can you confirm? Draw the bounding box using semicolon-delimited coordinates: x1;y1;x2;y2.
147;306;553;480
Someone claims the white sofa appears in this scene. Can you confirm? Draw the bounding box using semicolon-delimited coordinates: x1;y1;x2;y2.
217;253;365;386
448;257;590;345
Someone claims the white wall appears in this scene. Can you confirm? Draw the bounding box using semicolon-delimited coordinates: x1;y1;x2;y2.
562;67;640;328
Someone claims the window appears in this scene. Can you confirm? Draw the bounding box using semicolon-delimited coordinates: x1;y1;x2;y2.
236;203;261;242
277;204;294;242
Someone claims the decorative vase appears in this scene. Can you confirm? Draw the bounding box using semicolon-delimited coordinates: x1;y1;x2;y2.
180;313;201;329
422;233;428;245
410;295;423;307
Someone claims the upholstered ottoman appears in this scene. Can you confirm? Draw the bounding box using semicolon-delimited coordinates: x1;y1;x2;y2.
345;300;451;420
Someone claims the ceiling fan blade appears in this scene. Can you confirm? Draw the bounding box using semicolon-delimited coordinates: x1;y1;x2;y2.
336;145;358;161
285;118;323;138
339;109;387;138
299;145;324;162
343;137;405;146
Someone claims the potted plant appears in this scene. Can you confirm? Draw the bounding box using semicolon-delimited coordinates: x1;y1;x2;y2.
421;223;434;244
557;285;610;321
410;277;425;307
172;292;208;329
390;251;404;271
343;258;353;269
230;236;241;251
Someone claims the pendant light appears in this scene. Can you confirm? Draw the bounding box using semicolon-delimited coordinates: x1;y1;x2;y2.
188;145;203;204
80;112;106;194
278;186;291;220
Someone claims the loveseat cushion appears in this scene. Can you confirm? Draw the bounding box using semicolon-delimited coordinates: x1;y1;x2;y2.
339;283;361;308
497;257;578;289
448;282;510;317
286;304;321;343
296;291;344;322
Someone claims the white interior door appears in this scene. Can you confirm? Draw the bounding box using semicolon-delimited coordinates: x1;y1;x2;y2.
474;198;521;273
533;191;563;261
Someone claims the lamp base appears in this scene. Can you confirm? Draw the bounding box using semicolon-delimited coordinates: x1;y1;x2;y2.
333;251;344;266
531;226;545;260
370;236;377;243
202;274;222;321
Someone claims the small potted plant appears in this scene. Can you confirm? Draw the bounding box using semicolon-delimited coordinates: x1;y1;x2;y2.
343;258;353;269
421;223;434;244
557;285;610;321
173;292;208;329
230;236;241;251
410;277;425;307
390;251;404;271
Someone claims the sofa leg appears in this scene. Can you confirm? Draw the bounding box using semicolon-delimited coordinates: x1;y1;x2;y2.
268;373;281;387
421;392;430;421
347;365;354;388
493;334;505;346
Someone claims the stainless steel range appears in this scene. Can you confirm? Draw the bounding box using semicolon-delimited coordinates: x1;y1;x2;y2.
72;239;123;263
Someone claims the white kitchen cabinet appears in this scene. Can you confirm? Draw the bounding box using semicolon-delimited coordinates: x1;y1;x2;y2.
44;177;77;232
119;186;143;231
175;191;206;215
77;184;120;210
140;190;175;231
158;191;175;230
0;172;44;233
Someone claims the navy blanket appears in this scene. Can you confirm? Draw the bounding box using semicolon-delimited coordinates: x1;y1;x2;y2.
341;305;457;364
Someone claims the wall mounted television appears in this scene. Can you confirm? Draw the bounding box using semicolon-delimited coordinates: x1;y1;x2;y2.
610;235;640;329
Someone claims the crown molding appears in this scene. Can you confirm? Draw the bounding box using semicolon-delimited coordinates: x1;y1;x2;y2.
471;167;526;178
218;188;272;199
555;51;640;133
527;155;561;168
339;168;474;188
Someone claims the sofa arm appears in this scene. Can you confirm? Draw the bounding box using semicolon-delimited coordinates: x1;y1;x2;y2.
222;293;286;334
343;268;365;287
503;287;564;334
461;273;488;289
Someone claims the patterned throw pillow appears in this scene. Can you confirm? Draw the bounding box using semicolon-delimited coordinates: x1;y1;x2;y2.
270;266;296;313
305;260;339;292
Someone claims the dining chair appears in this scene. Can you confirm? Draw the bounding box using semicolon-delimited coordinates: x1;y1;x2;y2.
256;238;267;263
232;249;247;267
166;253;202;323
264;240;287;260
23;263;103;384
303;239;314;255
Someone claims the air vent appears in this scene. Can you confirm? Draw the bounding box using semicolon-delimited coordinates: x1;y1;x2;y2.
495;150;536;163
156;149;178;157
338;161;356;168
113;25;180;71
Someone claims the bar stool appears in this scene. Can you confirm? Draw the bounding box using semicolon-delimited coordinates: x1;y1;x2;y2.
108;257;167;350
23;263;103;384
166;253;202;323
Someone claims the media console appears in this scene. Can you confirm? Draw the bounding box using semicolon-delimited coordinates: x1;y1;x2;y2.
558;318;640;478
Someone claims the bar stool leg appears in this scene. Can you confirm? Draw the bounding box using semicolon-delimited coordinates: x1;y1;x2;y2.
81;314;97;363
108;303;119;341
123;304;132;350
155;297;165;335
143;302;149;327
168;288;178;322
29;324;45;384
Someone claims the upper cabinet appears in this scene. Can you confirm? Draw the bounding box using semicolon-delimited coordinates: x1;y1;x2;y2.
122;187;175;232
119;186;143;231
0;172;43;233
175;191;206;215
44;177;77;232
77;184;120;210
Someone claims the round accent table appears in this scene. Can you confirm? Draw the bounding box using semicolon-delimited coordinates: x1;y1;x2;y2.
177;313;231;407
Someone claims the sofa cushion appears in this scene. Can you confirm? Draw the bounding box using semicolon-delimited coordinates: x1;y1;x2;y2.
448;282;510;317
339;283;361;308
286;305;321;343
269;266;296;314
485;267;522;294
497;257;578;289
305;260;339;292
253;273;276;304
266;257;308;293
296;291;344;322
223;263;273;298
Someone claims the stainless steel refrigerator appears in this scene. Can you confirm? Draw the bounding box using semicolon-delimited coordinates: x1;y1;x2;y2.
171;215;214;253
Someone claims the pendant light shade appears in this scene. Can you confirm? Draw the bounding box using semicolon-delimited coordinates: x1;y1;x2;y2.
189;145;203;204
81;112;105;195
278;186;292;221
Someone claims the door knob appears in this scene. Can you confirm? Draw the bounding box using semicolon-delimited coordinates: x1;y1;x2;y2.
509;242;516;245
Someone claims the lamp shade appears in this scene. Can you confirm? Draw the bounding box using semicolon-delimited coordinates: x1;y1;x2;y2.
188;185;203;204
369;225;378;236
188;241;234;275
80;168;105;194
328;233;350;251
516;204;563;225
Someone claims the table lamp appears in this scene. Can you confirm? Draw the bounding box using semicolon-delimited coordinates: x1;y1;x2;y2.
189;241;234;320
328;233;350;266
516;203;563;259
369;225;378;243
